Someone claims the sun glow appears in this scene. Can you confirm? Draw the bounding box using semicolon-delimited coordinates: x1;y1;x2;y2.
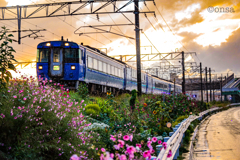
175;3;201;22
6;0;39;6
178;7;240;47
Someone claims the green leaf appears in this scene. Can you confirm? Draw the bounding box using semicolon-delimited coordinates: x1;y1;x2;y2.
8;34;14;37
8;39;13;43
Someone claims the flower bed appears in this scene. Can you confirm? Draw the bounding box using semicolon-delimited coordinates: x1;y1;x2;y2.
0;73;211;160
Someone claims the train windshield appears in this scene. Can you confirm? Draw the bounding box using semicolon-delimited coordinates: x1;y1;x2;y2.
37;49;50;62
64;48;80;63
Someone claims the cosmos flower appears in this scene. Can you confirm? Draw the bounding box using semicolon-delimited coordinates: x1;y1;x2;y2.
123;135;130;141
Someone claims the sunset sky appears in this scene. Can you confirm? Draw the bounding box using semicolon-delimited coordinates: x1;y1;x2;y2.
0;0;239;78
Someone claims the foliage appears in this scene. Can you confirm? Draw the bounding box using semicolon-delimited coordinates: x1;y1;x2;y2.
129;89;137;111
77;82;89;99
85;104;101;118
0;26;17;90
0;75;99;159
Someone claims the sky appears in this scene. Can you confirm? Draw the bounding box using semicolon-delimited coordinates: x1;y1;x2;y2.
0;0;240;78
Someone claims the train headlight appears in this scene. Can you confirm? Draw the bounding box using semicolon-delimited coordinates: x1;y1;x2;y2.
65;43;69;46
39;65;43;70
46;42;51;46
71;65;75;70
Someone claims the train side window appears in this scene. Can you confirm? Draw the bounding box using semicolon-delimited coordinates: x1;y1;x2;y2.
107;64;111;74
111;66;114;75
99;61;103;72
88;56;92;68
115;67;118;76
79;49;82;62
103;62;106;73
118;68;120;77
93;58;98;70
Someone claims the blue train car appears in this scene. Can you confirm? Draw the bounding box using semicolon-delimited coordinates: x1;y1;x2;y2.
36;39;182;95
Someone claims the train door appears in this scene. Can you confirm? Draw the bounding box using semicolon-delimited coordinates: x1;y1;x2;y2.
49;48;63;77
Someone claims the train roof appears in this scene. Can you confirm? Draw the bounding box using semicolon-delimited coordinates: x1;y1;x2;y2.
37;41;79;49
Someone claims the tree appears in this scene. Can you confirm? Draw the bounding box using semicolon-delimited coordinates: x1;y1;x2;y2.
0;26;17;89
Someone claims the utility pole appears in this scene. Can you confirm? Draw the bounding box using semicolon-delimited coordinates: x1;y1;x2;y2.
200;62;203;104
213;80;215;101
135;0;142;95
209;68;212;102
221;74;222;102
205;67;208;103
17;5;22;44
174;78;176;96
182;51;185;94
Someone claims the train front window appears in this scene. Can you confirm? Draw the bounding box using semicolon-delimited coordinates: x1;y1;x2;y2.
64;49;79;63
37;49;49;62
53;48;60;62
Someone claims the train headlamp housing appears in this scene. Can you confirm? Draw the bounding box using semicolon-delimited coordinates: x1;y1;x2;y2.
39;65;43;70
71;65;75;70
46;43;51;46
65;43;69;46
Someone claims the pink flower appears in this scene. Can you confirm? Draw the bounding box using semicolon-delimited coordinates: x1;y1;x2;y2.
126;146;136;154
110;136;116;142
118;140;125;148
136;144;142;148
13;95;17;98
120;154;127;160
162;142;167;149
14;117;17;119
129;134;133;142
123;135;129;141
158;140;162;144
70;154;78;160
23;97;27;101
167;149;172;158
114;144;120;150
101;148;105;152
143;150;151;158
152;137;157;142
19;90;23;93
110;153;114;158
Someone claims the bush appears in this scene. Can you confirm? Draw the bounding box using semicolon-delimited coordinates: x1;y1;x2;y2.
172;115;188;127
0;76;98;159
77;83;89;99
85;104;101;118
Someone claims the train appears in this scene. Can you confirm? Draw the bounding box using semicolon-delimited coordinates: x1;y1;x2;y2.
36;38;182;95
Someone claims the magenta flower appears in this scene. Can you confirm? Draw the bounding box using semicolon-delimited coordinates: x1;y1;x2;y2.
14;117;17;119
142;150;151;158
13;95;17;98
23;97;27;101
158;140;162;144
152;137;157;142
118;140;125;148
162;142;167;149
110;136;116;142
101;148;105;152
126;146;136;154
70;154;79;160
136;143;142;148
167;149;172;158
123;135;130;141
